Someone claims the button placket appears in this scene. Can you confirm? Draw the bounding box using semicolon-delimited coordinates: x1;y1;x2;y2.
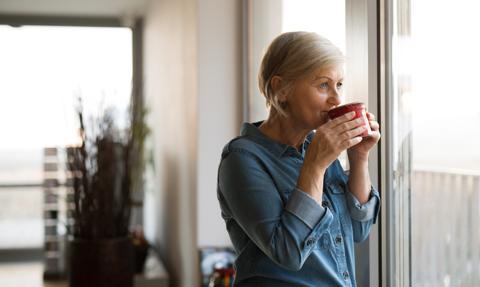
305;237;315;248
335;235;343;245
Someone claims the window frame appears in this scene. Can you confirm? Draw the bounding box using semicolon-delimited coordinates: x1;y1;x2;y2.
0;13;144;254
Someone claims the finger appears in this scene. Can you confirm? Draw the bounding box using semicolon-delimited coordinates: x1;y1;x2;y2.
364;129;381;141
366;112;375;120
326;111;356;128
342;136;363;149
334;117;365;133
369;120;380;131
340;125;366;140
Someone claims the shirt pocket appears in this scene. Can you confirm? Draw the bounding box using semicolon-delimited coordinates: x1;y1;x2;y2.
327;181;346;194
315;231;332;250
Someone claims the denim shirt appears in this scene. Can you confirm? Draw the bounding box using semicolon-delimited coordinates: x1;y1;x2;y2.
217;122;380;287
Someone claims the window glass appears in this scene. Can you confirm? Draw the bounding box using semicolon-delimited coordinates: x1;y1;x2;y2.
0;25;132;249
391;0;480;285
247;0;346;122
409;0;480;285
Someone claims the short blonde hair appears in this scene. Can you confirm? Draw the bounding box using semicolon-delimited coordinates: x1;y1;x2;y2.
258;32;345;117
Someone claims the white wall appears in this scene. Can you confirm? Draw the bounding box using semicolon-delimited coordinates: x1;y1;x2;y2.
196;0;242;247
144;0;243;285
143;0;198;286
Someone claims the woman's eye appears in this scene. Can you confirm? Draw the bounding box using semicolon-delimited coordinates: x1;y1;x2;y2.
318;82;329;89
337;82;343;89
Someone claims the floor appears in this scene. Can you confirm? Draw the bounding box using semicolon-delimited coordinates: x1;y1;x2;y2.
0;252;169;287
0;261;66;287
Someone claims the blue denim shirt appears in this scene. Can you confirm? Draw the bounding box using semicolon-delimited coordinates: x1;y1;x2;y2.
217;122;380;287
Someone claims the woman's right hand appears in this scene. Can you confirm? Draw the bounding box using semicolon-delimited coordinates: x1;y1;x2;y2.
297;111;366;202
305;111;366;171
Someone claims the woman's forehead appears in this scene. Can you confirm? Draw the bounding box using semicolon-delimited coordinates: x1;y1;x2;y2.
311;65;344;81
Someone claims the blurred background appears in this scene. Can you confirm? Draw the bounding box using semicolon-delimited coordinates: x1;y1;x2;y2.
0;0;479;287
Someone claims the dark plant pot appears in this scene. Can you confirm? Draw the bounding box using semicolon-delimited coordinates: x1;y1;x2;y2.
133;244;150;274
69;237;134;287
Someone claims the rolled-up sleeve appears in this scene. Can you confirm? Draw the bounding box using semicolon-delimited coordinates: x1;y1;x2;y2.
285;188;327;229
219;150;333;271
346;187;380;223
346;186;381;242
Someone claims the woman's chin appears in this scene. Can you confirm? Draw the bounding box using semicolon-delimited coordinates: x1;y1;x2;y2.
317;111;329;125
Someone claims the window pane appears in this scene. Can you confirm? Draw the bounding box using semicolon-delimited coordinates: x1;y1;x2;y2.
247;0;346;122
399;0;480;285
0;25;132;249
248;0;349;167
282;0;345;53
0;187;43;248
390;0;413;285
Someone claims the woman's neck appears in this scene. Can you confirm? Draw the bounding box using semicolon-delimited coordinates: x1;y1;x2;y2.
258;111;310;149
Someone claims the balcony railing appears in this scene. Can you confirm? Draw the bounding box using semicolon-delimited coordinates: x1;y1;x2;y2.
412;168;480;286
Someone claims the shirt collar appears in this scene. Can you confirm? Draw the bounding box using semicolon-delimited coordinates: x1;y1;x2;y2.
240;121;315;158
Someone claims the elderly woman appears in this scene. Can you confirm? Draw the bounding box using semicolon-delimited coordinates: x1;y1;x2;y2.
217;32;381;286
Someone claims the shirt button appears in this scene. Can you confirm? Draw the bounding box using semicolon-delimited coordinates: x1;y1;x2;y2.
322;201;330;208
305;238;315;247
343;271;350;280
335;235;343;244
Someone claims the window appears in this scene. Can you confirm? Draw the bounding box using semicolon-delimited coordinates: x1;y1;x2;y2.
245;0;346;123
387;0;480;286
409;1;480;286
0;25;132;249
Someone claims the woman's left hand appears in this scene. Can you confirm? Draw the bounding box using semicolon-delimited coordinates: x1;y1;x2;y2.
347;112;381;161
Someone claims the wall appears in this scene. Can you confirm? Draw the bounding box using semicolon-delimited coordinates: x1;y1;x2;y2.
143;0;198;286
144;0;243;285
196;0;242;248
1;0;244;284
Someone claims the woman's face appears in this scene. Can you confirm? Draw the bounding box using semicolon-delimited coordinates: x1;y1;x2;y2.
285;64;344;129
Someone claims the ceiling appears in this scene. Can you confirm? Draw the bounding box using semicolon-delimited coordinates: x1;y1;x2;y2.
0;0;150;17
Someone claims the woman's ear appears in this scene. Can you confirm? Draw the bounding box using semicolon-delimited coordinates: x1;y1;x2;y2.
270;76;287;103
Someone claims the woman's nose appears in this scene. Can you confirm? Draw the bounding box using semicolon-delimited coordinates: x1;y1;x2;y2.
328;90;341;106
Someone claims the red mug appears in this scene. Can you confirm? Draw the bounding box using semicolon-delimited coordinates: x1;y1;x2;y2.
327;102;372;137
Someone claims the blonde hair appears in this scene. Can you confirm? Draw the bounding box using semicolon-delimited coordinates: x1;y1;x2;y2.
258;31;345;117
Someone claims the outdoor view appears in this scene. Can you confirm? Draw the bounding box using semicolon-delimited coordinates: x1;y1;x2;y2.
0;25;132;286
393;0;480;286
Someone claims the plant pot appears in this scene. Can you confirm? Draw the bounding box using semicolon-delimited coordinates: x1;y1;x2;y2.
133;243;150;274
69;237;134;287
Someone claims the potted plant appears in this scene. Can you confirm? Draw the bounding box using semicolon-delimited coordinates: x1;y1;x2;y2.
66;96;149;287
